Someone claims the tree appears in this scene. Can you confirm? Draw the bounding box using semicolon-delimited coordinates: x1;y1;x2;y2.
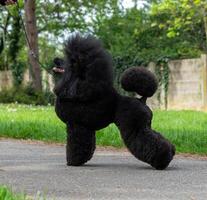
36;0;120;37
25;0;42;91
93;7;149;93
150;0;207;52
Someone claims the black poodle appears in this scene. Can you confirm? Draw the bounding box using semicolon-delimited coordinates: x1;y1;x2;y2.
53;34;175;170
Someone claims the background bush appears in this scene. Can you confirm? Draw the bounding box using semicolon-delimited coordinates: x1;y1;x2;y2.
0;85;55;105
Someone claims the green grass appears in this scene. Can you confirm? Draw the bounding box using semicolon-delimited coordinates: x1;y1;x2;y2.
0;186;47;200
153;110;207;154
0;104;207;155
0;186;26;200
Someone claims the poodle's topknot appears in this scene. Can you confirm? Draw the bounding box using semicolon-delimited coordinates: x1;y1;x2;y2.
64;33;103;63
121;67;158;97
62;33;114;86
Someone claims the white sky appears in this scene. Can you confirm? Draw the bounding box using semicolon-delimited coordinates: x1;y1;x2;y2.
122;0;145;8
122;0;134;8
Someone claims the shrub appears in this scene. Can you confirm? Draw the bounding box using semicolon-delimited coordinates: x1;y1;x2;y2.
0;85;55;105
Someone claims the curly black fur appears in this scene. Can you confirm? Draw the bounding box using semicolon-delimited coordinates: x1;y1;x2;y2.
66;123;96;166
121;67;158;97
54;33;175;170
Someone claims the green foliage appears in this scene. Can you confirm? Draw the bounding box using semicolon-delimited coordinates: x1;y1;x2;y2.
97;1;205;63
150;0;207;53
10;62;26;86
0;8;11;71
94;8;140;56
8;16;21;61
38;37;60;71
0;85;55;105
0;186;26;200
94;8;148;93
8;11;26;86
155;59;169;109
36;0;119;35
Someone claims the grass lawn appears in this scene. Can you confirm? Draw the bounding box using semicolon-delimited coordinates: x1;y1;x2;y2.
0;104;207;155
0;186;26;200
0;185;45;200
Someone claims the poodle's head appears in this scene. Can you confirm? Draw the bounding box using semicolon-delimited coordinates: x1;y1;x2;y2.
63;33;105;79
52;57;65;80
53;33;113;98
52;56;74;98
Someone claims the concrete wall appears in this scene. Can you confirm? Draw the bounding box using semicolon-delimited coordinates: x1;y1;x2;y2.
0;69;53;92
167;57;203;110
0;70;13;90
148;54;207;110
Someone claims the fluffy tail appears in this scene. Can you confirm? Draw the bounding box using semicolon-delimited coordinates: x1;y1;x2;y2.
121;67;158;99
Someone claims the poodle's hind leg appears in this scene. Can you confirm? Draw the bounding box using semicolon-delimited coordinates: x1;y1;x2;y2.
115;96;175;170
118;128;175;170
66;123;96;166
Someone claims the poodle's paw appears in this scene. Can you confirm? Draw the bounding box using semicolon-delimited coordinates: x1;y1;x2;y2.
66;157;88;166
66;149;95;167
67;160;85;166
151;143;175;170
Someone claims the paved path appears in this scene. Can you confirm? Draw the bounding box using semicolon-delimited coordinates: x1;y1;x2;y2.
0;140;207;200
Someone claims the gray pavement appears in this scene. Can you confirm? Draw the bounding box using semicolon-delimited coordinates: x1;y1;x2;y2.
0;139;207;200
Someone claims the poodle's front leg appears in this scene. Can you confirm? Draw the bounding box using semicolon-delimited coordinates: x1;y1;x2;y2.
66;123;96;166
